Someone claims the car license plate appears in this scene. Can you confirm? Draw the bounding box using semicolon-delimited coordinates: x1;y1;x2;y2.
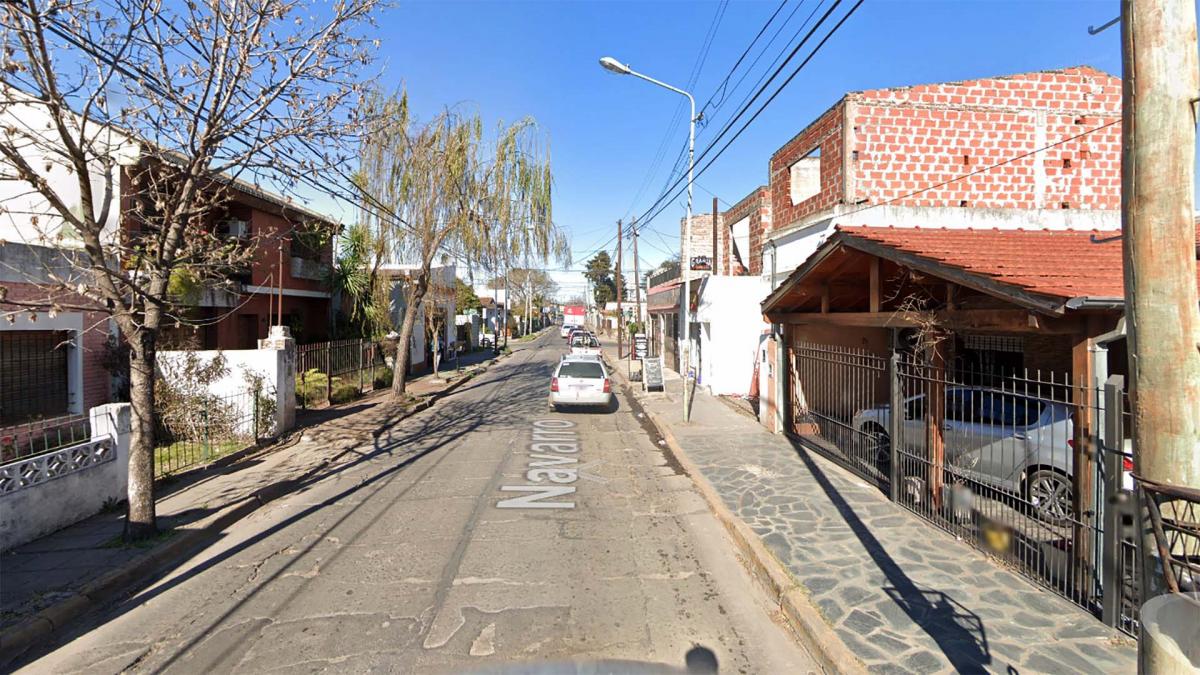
571;384;590;390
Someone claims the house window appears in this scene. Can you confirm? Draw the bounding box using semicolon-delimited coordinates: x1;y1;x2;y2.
0;330;71;424
789;147;822;205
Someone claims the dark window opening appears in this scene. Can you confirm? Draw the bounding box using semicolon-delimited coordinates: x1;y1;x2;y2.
0;330;71;424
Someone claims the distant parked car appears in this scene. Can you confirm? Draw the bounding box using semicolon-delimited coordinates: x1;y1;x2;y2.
559;324;573;338
550;356;613;411
852;386;1093;523
568;333;602;358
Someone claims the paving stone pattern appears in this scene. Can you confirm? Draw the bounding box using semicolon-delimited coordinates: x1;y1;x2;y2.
618;345;1137;674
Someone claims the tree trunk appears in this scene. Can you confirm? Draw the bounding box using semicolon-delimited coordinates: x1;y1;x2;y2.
126;329;158;540
391;272;429;397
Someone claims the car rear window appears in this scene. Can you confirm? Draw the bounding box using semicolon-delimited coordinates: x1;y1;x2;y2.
558;361;605;379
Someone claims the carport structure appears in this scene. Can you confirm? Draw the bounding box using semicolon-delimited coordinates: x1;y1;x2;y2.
761;224;1147;634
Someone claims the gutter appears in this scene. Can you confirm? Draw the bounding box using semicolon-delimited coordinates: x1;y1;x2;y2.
1065;296;1125;310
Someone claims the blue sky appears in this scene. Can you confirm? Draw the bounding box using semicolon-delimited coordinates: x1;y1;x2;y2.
338;0;1145;299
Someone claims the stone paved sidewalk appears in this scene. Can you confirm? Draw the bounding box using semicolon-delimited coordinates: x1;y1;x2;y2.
0;352;503;635
603;341;1136;674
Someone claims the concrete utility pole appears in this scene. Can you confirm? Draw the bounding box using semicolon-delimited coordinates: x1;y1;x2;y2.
616;219;624;358
1121;0;1200;491
632;218;642;333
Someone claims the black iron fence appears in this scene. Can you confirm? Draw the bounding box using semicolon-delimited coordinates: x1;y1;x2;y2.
0;414;91;464
788;340;1141;636
296;339;389;409
154;388;265;478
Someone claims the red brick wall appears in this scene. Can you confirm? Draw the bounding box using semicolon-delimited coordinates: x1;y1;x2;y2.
850;66;1122;210
720;186;772;275
765;67;1123;241
1;280;112;415
769;101;847;233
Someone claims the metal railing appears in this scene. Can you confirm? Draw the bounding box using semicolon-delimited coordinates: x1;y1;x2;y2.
0;414;91;464
154;388;264;478
296;339;388;409
788;340;1142;636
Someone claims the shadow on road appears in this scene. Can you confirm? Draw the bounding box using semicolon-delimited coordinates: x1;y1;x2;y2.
14;337;561;672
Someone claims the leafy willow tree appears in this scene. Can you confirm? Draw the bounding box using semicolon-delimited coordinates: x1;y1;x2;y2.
0;0;378;538
356;91;567;395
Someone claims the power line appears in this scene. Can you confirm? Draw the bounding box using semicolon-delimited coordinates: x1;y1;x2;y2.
618;0;728;222
633;0;862;232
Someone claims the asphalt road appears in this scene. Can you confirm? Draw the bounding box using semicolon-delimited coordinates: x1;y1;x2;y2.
17;332;814;674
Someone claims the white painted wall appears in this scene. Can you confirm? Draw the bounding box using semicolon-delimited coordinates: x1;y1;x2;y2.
0;89;135;249
157;341;295;436
694;276;770;396
0;403;131;552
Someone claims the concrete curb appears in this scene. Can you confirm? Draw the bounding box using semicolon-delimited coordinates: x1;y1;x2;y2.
609;361;866;675
0;359;497;669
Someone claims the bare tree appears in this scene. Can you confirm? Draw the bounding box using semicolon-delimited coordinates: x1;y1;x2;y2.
356;91;567;396
0;0;378;538
489;268;557;334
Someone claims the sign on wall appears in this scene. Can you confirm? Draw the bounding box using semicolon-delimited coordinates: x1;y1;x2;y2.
689;255;711;271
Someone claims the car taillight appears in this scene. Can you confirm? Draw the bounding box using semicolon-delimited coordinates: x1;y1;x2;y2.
603;378;611;393
1123;456;1134;472
551;377;559;392
1067;439;1075;449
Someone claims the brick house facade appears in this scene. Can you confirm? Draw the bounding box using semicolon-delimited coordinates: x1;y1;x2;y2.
761;66;1122;276
718;186;772;276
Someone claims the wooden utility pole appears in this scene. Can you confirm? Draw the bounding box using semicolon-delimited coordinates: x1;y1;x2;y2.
632;218;642;335
1121;0;1200;492
616;219;623;359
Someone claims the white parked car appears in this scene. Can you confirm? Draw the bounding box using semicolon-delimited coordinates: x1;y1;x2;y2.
550;356;613;411
568;333;602;358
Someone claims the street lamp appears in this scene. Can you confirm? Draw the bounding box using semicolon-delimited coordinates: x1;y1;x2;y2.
599;55;697;422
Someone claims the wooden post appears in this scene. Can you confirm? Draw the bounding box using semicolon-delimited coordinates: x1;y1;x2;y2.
1121;0;1200;491
869;258;881;313
616;219;623;359
820;285;830;314
632;218;642;337
1072;330;1098;601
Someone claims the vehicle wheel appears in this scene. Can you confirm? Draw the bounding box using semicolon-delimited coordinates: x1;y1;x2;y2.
1027;469;1073;524
864;424;891;477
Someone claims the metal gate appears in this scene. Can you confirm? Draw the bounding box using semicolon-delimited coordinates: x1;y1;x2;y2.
789;341;890;491
789;340;1142;635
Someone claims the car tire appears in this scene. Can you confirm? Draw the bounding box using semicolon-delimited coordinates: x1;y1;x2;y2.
1026;468;1073;524
864;424;891;478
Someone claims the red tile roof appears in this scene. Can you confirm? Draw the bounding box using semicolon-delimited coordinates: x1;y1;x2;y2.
837;225;1200;301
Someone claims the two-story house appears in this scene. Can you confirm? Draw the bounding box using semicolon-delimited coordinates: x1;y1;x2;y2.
0;92;334;446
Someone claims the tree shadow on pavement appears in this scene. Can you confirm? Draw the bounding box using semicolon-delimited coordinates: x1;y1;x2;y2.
13;348;558;672
791;442;992;674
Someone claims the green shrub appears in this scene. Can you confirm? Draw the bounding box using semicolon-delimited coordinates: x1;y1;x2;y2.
330;378;360;404
373;366;393;390
296;368;329;406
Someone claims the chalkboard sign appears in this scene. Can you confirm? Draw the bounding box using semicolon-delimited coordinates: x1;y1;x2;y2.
643;356;664;392
634;333;648;359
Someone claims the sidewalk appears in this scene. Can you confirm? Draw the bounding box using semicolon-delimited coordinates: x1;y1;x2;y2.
0;351;504;657
603;340;1136;674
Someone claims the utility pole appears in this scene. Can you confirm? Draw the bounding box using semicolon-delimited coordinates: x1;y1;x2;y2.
711;197;718;275
503;264;509;349
632;218;642;337
616;218;624;359
1122;0;1200;491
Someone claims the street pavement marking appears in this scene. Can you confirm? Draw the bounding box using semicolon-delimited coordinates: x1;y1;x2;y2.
496;419;582;509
